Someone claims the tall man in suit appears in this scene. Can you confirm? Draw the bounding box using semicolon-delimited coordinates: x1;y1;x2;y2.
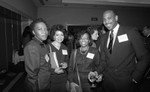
99;10;150;92
142;26;150;52
142;26;150;78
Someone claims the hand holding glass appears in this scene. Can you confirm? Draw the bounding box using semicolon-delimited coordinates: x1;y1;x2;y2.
54;67;64;74
88;71;98;88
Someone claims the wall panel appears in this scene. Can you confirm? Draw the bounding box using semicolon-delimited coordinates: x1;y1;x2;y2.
0;6;7;70
0;6;21;71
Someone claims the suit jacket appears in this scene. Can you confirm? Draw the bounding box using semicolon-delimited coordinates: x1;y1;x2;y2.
145;35;150;52
24;37;51;92
100;25;149;88
68;47;101;84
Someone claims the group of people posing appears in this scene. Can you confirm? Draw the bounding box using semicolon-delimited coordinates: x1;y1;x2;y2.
23;9;150;92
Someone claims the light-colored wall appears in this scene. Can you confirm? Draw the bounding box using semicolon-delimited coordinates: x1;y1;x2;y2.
38;5;150;29
0;0;37;19
38;6;102;27
0;0;37;33
38;6;101;28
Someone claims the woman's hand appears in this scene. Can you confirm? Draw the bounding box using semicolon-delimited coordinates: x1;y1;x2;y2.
54;67;64;74
88;71;103;82
60;62;68;69
88;71;97;82
96;74;103;82
70;82;79;92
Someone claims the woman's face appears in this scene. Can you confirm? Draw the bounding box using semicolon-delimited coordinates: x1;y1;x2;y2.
91;30;99;40
33;22;48;41
79;33;90;47
142;27;149;37
53;30;64;43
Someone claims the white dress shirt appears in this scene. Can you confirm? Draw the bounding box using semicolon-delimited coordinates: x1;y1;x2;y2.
107;24;120;49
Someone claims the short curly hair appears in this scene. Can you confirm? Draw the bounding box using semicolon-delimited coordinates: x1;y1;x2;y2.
50;24;67;41
30;18;49;32
87;25;99;35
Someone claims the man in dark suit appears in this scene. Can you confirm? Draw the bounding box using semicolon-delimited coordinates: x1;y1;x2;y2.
142;26;150;52
142;26;150;79
99;10;150;92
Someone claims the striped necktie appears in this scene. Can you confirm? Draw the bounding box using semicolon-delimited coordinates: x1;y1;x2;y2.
108;31;114;54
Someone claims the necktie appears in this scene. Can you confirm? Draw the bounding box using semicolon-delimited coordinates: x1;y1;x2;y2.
108;31;114;54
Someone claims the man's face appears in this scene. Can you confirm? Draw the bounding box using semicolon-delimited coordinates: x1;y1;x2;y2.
103;11;118;30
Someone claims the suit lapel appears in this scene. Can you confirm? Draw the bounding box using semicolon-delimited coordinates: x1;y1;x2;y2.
111;26;125;56
102;27;124;63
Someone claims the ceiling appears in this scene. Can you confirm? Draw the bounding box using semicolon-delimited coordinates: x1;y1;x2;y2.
31;0;150;8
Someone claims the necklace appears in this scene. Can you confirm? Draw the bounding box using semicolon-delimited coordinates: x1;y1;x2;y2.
80;46;89;55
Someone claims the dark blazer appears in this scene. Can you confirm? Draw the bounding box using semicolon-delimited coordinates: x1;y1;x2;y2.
24;37;51;92
68;47;101;83
68;47;101;92
145;35;150;52
100;25;150;92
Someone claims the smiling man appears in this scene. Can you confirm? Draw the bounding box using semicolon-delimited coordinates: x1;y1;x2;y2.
99;10;150;92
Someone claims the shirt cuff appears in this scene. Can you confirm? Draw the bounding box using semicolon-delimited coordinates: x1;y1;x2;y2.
132;79;138;83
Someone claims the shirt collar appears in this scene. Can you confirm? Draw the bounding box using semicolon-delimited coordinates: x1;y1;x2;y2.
33;36;43;44
109;24;120;35
147;33;150;37
113;24;120;34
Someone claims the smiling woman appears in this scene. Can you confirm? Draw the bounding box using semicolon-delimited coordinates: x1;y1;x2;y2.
67;24;102;49
68;29;103;92
48;24;69;92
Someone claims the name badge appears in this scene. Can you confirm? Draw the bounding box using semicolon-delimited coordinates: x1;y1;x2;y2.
62;50;68;55
86;53;95;59
45;54;49;62
118;34;128;43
